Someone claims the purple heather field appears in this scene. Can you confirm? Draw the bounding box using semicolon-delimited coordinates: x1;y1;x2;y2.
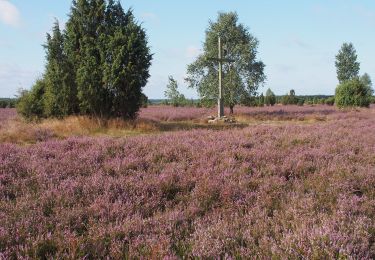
1;106;375;258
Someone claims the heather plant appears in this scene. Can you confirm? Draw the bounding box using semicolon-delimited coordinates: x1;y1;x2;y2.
1;106;375;258
0;109;17;126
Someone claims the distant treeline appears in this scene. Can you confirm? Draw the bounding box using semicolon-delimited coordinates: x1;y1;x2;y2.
0;98;16;108
150;95;340;107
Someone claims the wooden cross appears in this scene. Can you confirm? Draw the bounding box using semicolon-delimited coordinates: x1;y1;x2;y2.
208;36;235;118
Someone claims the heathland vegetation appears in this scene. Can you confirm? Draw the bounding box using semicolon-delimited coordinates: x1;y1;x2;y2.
1;0;375;258
1;105;375;258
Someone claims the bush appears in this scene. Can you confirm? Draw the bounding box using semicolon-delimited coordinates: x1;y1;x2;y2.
297;98;305;106
335;78;373;108
16;79;46;120
325;97;335;106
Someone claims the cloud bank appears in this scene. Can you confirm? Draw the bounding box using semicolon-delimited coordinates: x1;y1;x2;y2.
0;0;21;27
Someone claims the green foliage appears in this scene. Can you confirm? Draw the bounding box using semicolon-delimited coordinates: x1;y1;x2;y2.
43;20;78;117
258;93;264;107
265;88;276;106
335;77;373;108
186;12;266;112
140;93;148;108
0;98;16;108
281;89;299;105
20;0;152;120
164;76;187;107
335;43;360;84
325;97;335;106
297;98;305;106
36;239;58;259
17;79;47;119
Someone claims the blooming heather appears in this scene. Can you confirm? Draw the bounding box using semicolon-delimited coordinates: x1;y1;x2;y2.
138;105;341;122
0;109;17;128
139;106;214;121
0;107;375;258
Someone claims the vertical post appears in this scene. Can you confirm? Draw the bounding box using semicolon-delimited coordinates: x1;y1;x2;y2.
218;36;224;118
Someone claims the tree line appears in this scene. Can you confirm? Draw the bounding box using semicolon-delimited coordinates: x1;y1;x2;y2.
15;4;373;119
165;13;373;111
17;0;152;120
0;98;16;108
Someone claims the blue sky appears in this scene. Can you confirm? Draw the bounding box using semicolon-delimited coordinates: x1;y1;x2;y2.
0;0;374;98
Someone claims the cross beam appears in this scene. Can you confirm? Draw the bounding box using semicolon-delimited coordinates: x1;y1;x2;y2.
207;36;235;118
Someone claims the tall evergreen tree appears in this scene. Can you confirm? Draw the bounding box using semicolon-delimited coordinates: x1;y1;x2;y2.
103;2;152;118
72;0;109;116
44;20;77;117
65;0;151;118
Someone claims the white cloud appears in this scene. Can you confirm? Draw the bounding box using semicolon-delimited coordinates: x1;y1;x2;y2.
0;0;21;27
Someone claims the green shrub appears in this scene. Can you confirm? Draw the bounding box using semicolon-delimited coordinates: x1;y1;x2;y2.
335;78;373;108
297;98;305;106
281;89;298;105
17;79;46;120
36;239;58;259
265;88;276;106
325;97;335;106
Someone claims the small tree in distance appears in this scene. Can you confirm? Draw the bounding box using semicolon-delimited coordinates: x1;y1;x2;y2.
281;89;298;105
265;88;276;106
335;43;360;84
164;76;186;107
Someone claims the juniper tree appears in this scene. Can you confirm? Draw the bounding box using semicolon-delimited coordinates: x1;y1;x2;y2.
65;0;151;118
19;0;152;120
103;2;152;118
43;20;77;117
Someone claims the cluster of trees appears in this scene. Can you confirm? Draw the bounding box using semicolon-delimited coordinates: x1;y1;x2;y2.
280;89;302;106
17;0;152;120
164;12;374;112
335;43;373;108
0;98;16;108
13;5;374;116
